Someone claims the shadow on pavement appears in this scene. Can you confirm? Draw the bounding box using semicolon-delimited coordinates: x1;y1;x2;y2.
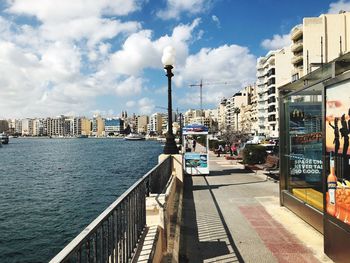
179;175;202;262
180;174;245;263
191;179;268;191
208;169;254;176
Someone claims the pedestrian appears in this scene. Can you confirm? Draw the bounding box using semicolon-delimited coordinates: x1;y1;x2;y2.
231;144;237;156
193;139;196;152
217;144;224;157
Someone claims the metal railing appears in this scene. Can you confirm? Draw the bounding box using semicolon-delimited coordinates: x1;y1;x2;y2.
50;156;172;263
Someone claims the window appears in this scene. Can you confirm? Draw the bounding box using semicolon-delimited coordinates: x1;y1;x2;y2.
283;85;323;211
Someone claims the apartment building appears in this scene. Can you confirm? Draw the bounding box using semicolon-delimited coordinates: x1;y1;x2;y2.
105;118;124;135
291;11;350;81
92;115;105;137
256;46;292;138
32;119;45;136
136;115;149;134
46;116;67;136
217;98;227;131
21;118;33;136
149;113;163;135
239;85;258;135
81;118;92;136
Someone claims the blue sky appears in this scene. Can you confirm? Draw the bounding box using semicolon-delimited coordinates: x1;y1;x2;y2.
0;0;348;119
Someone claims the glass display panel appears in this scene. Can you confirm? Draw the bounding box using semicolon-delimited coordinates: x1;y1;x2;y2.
284;85;323;211
326;80;350;224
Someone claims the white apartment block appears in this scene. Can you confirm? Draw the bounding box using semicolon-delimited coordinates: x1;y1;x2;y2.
32;119;45;136
291;11;350;81
21;118;33;136
46;116;68;137
256;47;292;138
149;113;163;135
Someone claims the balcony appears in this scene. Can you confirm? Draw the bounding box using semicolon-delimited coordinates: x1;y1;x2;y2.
291;26;303;41
268;114;277;122
266;68;275;77
291;40;303;53
268;105;276;113
291;54;303;65
267;78;275;86
268;97;276;104
267;87;276;95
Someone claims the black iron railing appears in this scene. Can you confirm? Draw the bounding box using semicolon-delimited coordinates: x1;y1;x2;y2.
50;156;172;263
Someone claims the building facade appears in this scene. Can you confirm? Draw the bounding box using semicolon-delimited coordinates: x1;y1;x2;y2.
136;115;149;134
0;120;9;133
105;118;124;135
149;113;163;135
92;115;105;137
291;11;350;81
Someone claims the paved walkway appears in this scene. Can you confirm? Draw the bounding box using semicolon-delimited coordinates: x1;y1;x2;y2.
179;152;333;263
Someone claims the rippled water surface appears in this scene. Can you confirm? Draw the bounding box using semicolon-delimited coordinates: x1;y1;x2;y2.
0;138;163;262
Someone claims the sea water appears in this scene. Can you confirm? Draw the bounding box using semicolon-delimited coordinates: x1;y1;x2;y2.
0;138;163;262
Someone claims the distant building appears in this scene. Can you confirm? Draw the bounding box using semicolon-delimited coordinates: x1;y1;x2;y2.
0;120;9;133
32;119;45;136
217;98;227;131
149;113;163;135
22;118;33;136
105;118;124;135
46;116;66;136
92;115;105;137
15;119;22;135
81;118;92;136
137;115;149;134
240;85;258;135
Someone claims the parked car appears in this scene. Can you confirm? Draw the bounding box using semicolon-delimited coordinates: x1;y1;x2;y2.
246;135;266;144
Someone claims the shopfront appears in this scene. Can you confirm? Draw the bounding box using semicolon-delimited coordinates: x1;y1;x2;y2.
279;53;350;262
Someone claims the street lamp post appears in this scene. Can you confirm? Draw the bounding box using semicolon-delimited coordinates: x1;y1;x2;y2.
162;46;179;154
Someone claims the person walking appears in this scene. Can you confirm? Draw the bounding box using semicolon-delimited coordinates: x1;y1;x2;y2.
231;144;237;156
217;144;224;157
193;139;196;152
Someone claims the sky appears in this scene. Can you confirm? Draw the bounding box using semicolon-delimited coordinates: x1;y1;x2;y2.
0;0;349;119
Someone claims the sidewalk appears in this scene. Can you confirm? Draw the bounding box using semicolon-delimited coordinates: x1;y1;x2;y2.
179;152;333;263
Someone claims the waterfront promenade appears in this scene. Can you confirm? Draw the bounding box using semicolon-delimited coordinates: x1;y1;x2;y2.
179;152;333;263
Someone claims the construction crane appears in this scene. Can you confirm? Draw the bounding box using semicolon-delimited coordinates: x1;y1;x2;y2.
189;80;235;121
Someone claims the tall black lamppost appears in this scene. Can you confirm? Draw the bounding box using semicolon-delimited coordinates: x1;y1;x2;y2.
162;46;179;154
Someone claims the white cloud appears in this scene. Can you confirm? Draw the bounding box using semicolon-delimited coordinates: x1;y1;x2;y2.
136;97;155;115
113;76;143;96
0;0;147;118
175;44;256;106
6;0;141;22
328;0;350;13
126;100;136;107
261;34;291;50
106;18;201;76
157;0;211;20
212;15;220;28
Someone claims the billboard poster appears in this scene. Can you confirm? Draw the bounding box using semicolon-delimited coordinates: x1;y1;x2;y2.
326;82;350;156
326;81;350;224
184;153;208;168
289;103;322;183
